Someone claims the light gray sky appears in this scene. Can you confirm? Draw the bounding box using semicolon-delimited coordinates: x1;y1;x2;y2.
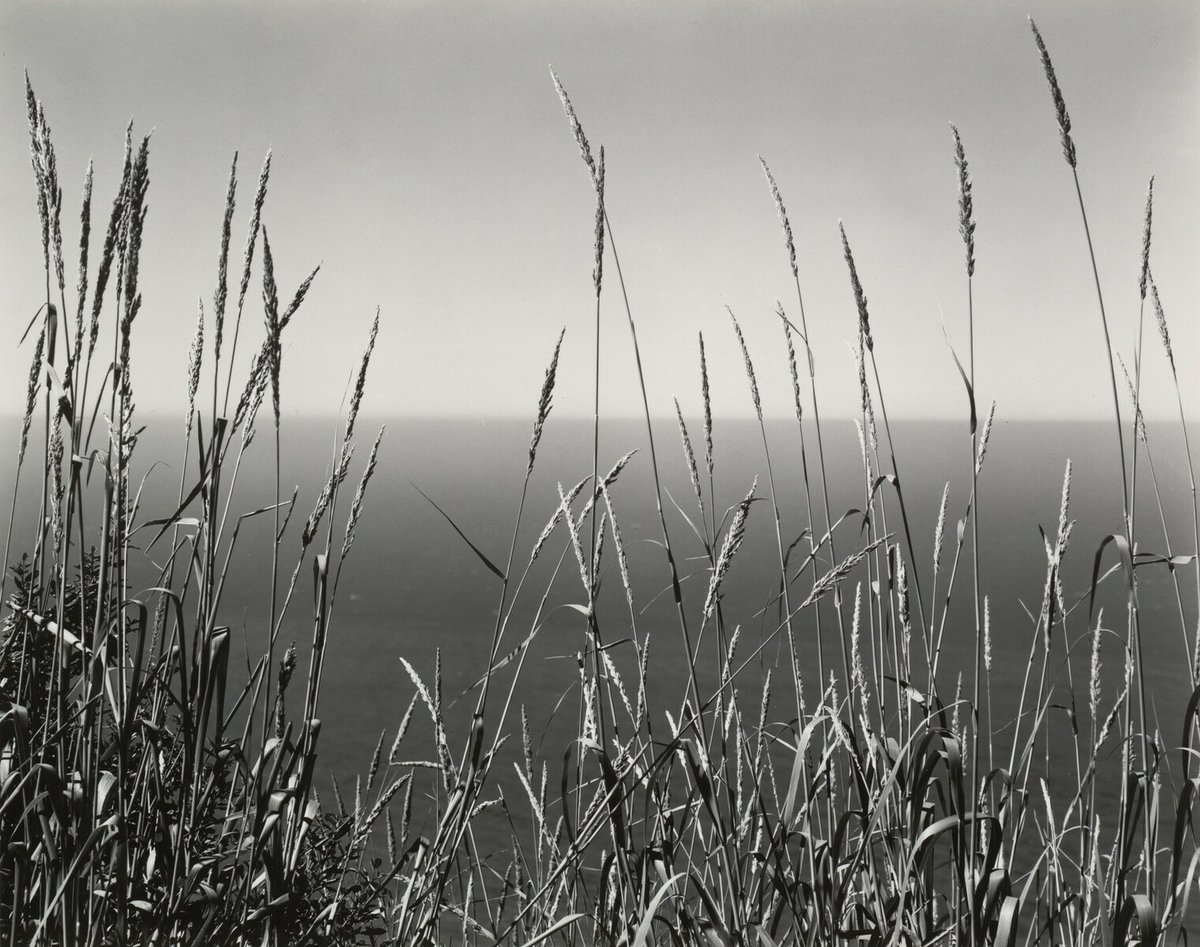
1;2;1196;421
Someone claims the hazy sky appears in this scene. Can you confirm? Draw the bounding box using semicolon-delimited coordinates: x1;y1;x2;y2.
1;2;1196;422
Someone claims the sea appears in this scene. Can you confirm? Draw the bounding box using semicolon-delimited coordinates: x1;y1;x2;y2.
3;413;1197;884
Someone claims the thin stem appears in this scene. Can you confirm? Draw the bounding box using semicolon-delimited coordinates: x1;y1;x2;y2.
603;213;702;721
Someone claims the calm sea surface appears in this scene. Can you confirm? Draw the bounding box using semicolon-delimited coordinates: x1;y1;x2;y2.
2;413;1196;864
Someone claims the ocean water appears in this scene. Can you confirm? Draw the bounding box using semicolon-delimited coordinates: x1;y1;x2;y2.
2;412;1197;865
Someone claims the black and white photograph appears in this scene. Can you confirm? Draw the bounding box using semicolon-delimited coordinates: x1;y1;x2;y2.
0;3;1197;943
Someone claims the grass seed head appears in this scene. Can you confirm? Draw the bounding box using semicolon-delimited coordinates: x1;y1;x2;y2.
74;160;94;361
37;108;66;296
558;482;593;600
186;298;204;438
699;332;713;478
1139;177;1153;299
840;222;874;352
1149;275;1175;373
674;398;703;514
528;327;565;475
89;132;133;359
1029;18;1077;169
236;150;271;317
19;323;46;466
728;308;762;421
976;400;997;475
850;583;865;700
933;481;950;577
261;228;281;427
531;475;588;563
602;483;634;613
342;426;385;560
24;79;50;273
577;450;637;526
121;134;152;308
855;334;878;452
759;155;798;280
214;152;238;361
344;308;380;447
983;594;992;673
950;123;976;277
280;263;320;330
703;477;757;622
23;74;50;267
550;68;598;188
779;304;803;424
1118;355;1147;445
896;549;910;634
593;146;605;296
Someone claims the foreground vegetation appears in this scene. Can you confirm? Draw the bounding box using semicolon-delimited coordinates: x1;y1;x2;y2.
2;19;1197;946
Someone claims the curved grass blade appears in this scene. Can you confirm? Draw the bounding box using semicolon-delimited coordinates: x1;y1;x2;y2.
412;481;505;582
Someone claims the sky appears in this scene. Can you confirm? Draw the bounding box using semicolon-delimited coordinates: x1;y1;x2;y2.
0;2;1196;422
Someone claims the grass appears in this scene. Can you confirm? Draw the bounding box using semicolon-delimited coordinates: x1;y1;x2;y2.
2;18;1198;946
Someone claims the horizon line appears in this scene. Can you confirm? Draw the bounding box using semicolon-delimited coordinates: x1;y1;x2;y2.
0;409;1179;425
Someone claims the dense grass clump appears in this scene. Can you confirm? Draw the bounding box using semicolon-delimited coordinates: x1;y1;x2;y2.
2;20;1198;946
